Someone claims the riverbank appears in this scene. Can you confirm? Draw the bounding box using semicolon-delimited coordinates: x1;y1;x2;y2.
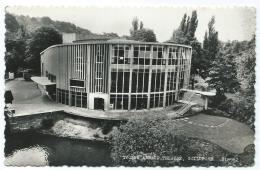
6;111;121;142
5;132;112;166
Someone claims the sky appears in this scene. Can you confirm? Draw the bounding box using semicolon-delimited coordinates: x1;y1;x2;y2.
6;6;256;42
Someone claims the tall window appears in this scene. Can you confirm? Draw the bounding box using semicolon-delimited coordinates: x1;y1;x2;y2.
95;45;104;92
112;45;130;64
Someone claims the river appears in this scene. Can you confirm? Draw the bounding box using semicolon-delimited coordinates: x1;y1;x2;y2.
5;132;113;166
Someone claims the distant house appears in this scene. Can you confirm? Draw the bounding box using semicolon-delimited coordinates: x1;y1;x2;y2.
36;36;192;111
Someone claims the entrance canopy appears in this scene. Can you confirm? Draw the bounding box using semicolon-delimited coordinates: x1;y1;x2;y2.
31;76;56;86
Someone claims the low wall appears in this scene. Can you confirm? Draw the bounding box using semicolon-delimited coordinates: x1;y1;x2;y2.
8;111;62;133
7;111;123;133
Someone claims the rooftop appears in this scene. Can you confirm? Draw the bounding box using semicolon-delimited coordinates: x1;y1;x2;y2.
41;38;192;54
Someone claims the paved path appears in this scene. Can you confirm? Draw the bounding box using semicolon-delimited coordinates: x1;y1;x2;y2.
6;79;180;120
6;79;254;154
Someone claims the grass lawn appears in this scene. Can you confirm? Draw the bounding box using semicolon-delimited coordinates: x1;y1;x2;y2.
174;114;254;154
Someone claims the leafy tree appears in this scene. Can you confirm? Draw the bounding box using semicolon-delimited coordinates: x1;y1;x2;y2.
171;11;198;44
171;29;189;44
236;37;255;95
234;37;255;128
203;16;219;65
187;11;198;39
5;13;20;33
207;52;240;93
129;17;157;42
102;32;119;38
5;13;27;74
140;21;144;30
131;28;157;42
189;40;209;87
170;11;204;87
207;37;255;128
25;27;62;74
130;17;139;36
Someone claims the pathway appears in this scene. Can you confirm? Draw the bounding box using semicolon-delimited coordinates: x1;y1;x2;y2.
5;79;255;154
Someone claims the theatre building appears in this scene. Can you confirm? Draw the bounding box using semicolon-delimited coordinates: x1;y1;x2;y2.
39;38;192;111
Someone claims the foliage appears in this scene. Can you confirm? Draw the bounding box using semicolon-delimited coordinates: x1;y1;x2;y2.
5;13;20;33
131;29;157;42
207;37;255;128
15;15;93;35
5;13;27;74
130;17;139;36
5;13;119;74
110;113;253;166
110;113;178;166
207;53;240;93
171;11;198;44
236;37;255;96
170;11;208;87
129;17;157;42
25;27;62;74
203;16;219;77
102;32;119;38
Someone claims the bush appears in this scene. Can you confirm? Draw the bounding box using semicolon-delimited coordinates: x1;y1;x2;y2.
216;97;255;130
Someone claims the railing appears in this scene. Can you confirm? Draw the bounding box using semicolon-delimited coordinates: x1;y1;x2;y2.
169;91;196;117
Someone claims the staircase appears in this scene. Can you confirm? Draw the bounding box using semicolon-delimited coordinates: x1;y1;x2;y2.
169;91;197;117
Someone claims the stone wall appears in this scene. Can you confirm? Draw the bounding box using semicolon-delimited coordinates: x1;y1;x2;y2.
8;111;63;133
7;111;123;134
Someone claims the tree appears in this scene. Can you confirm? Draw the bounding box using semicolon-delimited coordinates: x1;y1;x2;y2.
25;27;62;74
5;13;27;74
207;53;240;92
5;13;20;33
170;11;204;87
140;21;144;30
236;37;255;95
234;37;255;128
171;11;198;44
187;11;198;39
203;16;219;63
102;32;119;38
131;28;157;42
129;17;157;42
130;17;139;36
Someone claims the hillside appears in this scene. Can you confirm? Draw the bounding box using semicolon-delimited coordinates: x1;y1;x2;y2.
14;15;95;36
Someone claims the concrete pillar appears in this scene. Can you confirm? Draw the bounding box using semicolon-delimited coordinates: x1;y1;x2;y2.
147;45;153;109
175;47;181;100
204;96;208;110
163;46;169;108
107;44;113;110
128;45;134;111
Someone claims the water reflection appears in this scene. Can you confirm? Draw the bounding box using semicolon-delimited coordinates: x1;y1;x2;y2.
5;132;112;166
5;145;49;166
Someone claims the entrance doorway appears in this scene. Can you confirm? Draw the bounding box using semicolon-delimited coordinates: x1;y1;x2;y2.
94;98;104;110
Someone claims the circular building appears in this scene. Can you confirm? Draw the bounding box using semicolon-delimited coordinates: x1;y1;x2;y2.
39;39;192;111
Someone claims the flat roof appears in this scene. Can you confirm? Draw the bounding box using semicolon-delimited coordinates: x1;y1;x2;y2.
31;76;56;86
40;39;192;55
181;89;216;96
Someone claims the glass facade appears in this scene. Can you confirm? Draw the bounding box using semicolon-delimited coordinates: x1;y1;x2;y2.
109;44;191;110
41;41;191;111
